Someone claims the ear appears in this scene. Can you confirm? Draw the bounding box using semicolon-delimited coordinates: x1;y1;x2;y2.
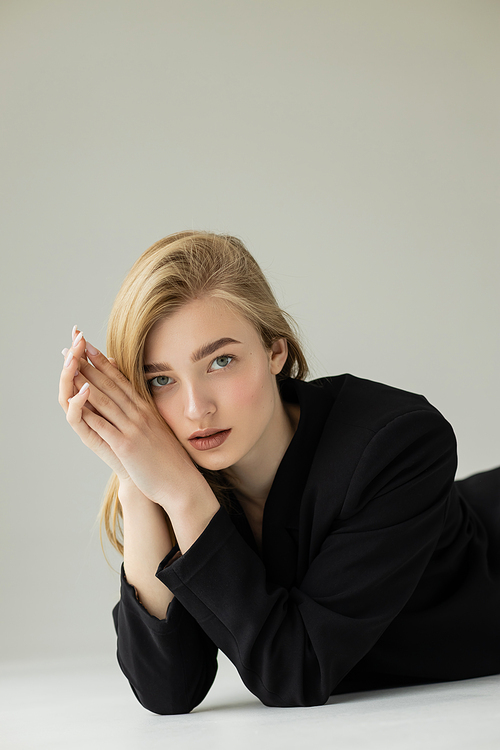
269;338;288;375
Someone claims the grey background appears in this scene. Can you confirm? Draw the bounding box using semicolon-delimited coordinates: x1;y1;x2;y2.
1;0;498;663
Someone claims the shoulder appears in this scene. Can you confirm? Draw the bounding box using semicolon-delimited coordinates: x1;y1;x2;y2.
315;372;438;418
284;373;457;465
293;375;457;521
294;373;449;433
293;373;456;483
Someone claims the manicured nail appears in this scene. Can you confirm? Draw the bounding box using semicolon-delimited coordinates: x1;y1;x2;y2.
86;342;99;356
62;347;69;357
73;331;83;347
72;325;78;340
74;369;80;377
68;381;88;402
64;351;74;368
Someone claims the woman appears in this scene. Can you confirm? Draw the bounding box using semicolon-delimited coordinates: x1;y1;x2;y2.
58;231;500;713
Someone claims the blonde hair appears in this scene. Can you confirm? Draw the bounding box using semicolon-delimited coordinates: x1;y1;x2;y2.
100;231;308;555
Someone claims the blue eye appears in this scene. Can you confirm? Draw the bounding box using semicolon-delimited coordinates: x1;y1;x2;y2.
211;355;233;370
149;375;173;388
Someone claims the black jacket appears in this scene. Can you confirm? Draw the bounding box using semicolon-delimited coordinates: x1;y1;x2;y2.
113;375;500;713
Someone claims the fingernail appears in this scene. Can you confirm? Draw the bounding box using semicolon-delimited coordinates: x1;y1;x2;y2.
72;325;78;341
68;381;88;402
86;342;99;355
64;351;74;368
73;331;83;347
74;369;80;377
62;347;69;357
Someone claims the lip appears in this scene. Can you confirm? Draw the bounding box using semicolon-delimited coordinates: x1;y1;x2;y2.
188;428;227;440
188;428;231;452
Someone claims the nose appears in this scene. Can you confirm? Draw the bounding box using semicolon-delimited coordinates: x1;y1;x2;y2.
183;381;216;422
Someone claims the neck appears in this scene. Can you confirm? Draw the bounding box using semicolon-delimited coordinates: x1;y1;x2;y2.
225;399;300;512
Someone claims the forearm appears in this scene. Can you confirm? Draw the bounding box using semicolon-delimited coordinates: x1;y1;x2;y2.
114;566;218;714
120;474;220;618
116;481;221;713
120;484;175;619
165;476;220;556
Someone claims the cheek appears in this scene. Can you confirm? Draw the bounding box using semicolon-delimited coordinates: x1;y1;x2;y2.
222;365;274;412
152;397;178;431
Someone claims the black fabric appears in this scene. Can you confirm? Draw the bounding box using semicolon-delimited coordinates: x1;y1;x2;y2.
112;374;500;713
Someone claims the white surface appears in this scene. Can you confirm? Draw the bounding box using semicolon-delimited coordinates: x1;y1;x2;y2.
1;653;499;750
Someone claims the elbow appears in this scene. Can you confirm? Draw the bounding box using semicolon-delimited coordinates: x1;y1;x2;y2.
241;657;333;708
126;662;216;715
248;677;330;709
132;685;201;715
260;692;328;709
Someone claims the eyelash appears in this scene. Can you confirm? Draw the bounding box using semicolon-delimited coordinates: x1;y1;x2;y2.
147;354;236;390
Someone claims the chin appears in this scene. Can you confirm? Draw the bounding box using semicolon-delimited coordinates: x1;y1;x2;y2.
190;451;235;472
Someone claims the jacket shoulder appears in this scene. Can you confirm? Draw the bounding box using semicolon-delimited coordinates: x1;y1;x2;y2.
307;374;444;433
301;375;457;523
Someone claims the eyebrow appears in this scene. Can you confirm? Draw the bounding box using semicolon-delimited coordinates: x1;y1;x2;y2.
143;337;241;374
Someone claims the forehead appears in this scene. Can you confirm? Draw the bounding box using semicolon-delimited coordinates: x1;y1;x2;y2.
144;296;260;361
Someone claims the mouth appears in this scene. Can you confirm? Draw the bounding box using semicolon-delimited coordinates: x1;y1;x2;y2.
188;428;231;452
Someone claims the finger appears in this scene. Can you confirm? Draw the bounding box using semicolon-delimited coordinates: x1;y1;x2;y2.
58;350;82;411
66;383;126;475
85;343;129;387
72;385;128;457
67;382;111;446
71;327;88;362
66;382;92;427
59;330;123;421
73;369;128;428
72;370;100;415
62;348;80;377
68;381;90;404
58;327;88;412
79;343;140;412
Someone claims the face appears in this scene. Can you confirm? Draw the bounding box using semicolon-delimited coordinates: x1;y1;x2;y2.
143;296;289;472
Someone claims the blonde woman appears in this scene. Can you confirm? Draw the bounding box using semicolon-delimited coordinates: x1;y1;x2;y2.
58;232;500;713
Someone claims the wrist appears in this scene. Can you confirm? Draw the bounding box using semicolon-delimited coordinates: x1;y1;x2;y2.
161;484;220;554
154;466;214;510
118;479;152;510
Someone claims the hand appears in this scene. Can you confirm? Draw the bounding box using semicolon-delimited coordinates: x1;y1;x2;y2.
59;327;130;481
58;328;206;509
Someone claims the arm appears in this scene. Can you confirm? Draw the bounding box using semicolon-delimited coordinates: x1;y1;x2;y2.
155;408;457;707
120;484;174;620
58;330;219;713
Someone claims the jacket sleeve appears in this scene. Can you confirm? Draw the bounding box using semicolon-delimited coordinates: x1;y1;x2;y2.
156;408;457;707
112;563;218;714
